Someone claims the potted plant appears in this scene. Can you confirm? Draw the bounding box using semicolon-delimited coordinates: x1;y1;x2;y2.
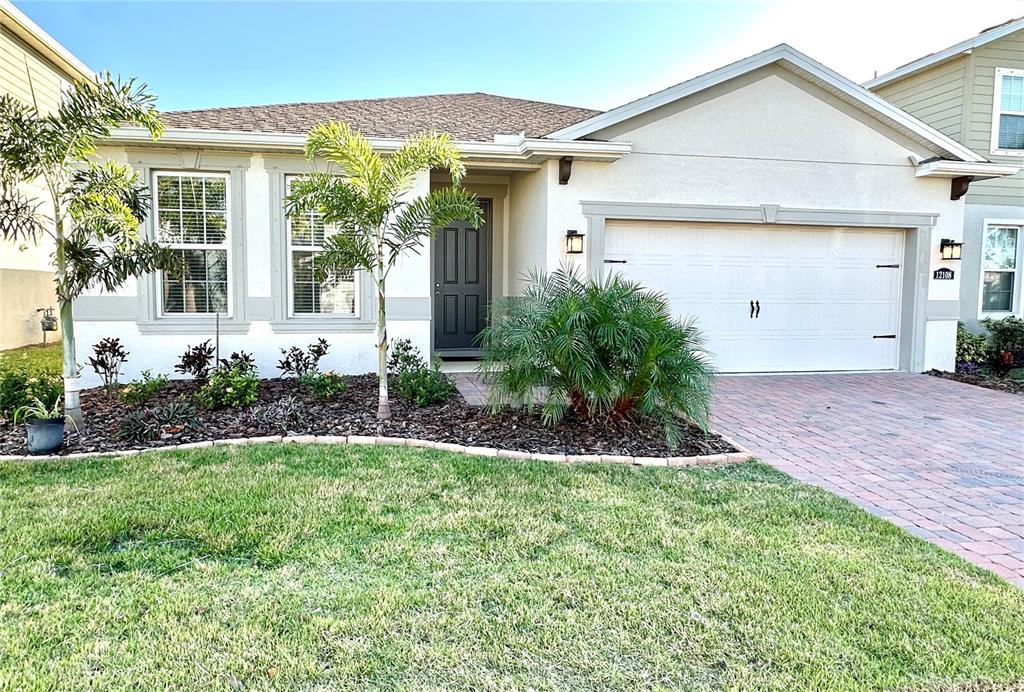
13;396;66;454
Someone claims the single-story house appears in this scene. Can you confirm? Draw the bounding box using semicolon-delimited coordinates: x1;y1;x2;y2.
77;44;1019;387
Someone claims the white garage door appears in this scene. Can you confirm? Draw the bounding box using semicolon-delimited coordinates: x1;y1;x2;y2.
604;221;904;373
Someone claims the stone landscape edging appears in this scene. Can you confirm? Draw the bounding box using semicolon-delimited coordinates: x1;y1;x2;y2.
0;429;755;467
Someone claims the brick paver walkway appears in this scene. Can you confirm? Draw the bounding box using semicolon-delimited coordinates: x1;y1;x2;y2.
451;371;1024;585
712;373;1024;586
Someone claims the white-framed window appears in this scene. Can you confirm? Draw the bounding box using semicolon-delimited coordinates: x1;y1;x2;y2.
285;176;357;317
980;221;1022;316
992;68;1024;155
154;172;231;316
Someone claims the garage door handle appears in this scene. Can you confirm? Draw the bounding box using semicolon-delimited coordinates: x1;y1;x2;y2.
750;301;755;319
604;259;627;264
873;334;897;339
755;300;760;319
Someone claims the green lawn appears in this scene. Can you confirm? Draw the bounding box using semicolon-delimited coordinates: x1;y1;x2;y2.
0;342;61;375
1;446;1022;690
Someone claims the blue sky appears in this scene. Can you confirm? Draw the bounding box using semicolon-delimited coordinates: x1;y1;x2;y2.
17;1;1024;113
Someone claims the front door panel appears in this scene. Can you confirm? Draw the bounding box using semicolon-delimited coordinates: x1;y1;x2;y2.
433;201;491;352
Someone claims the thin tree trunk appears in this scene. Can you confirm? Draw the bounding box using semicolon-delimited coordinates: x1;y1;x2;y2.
54;218;83;429
376;279;391;421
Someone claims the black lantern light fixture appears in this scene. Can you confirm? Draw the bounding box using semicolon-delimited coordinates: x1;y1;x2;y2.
940;238;963;261
566;229;585;254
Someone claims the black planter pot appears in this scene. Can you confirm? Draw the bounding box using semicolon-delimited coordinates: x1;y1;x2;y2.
25;417;65;454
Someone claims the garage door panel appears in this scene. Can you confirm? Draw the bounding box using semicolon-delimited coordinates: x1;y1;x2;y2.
605;220;903;373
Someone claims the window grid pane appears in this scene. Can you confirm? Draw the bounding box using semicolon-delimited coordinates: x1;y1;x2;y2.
998;114;1024;150
984;226;1018;270
156;174;229;315
983;271;1015;312
982;225;1021;313
286;175;355;316
1001;74;1024;112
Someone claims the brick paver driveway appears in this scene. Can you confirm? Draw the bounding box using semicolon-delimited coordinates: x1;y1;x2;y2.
712;373;1024;586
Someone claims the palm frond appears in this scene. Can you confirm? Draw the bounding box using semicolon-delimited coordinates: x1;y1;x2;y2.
0;178;47;243
478;266;717;449
0;94;46;180
388;187;481;263
52;73;162;163
304;122;383;199
382;131;467;196
66;162;149;243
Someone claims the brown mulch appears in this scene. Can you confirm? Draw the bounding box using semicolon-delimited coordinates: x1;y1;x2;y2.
927;370;1024;397
0;375;735;458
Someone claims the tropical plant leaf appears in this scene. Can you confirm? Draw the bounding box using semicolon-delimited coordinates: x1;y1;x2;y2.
479;265;716;448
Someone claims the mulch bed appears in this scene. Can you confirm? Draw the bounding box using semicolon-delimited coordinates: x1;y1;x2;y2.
0;375;736;458
927;369;1024;397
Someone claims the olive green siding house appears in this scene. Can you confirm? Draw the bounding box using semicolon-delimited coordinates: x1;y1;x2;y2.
867;17;1024;332
0;0;92;350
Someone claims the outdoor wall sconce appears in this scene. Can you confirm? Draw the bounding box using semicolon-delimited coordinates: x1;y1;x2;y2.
566;229;585;254
940;238;963;260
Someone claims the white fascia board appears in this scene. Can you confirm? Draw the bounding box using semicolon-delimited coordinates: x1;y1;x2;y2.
914;160;1021;180
105;127;631;162
864;18;1024;90
0;0;93;80
546;43;987;163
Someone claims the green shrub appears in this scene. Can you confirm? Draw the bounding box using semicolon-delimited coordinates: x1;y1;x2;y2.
388;339;425;376
395;366;455;407
0;369;62;420
956;322;989;366
297;371;348;399
982;316;1024;373
196;365;260;410
479;266;715;447
120;370;169;405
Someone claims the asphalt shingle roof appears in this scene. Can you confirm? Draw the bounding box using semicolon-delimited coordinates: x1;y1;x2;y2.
160;92;601;142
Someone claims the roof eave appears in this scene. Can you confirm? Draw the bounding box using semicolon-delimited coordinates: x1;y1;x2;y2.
0;0;93;81
103;126;632;163
914;159;1021;181
864;18;1024;90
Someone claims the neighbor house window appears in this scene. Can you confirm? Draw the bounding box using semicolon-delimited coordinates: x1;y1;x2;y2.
286;176;356;316
993;68;1024;153
154;172;231;315
981;223;1021;314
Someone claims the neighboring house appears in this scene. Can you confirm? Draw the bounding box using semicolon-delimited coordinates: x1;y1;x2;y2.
0;0;92;350
78;44;1018;386
866;17;1024;333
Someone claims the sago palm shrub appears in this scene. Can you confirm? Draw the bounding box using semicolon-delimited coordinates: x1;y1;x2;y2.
478;266;715;447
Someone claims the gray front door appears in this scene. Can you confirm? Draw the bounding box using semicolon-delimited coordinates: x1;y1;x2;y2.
433;200;491;353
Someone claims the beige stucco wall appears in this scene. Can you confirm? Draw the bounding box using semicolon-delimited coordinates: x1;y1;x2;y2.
507;167;549;294
0;268;58;350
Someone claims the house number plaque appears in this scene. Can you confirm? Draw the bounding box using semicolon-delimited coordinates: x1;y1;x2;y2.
933;268;955;280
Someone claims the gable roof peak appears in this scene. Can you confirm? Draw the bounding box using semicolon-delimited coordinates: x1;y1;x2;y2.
864;16;1024;90
546;43;984;163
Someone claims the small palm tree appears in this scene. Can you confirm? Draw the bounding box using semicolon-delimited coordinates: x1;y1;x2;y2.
0;73;169;427
287;123;482;420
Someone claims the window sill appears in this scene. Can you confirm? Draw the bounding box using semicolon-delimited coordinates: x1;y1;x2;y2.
990;148;1024;158
138;319;251;335
269;318;375;333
